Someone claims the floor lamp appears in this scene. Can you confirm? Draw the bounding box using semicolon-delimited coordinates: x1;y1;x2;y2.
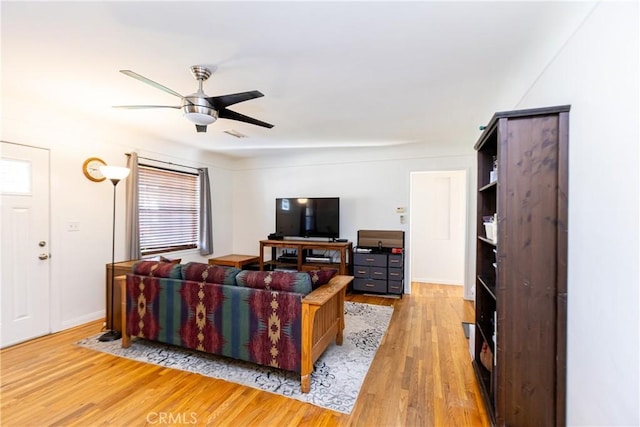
98;165;131;342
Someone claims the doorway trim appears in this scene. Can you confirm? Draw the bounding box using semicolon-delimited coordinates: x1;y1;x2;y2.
408;168;474;300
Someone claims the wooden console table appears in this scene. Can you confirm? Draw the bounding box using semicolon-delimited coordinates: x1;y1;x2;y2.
259;240;352;275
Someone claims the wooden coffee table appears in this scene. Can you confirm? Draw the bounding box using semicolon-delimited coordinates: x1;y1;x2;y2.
208;254;260;269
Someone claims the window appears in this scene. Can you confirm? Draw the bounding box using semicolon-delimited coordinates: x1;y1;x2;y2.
1;159;31;194
138;165;199;255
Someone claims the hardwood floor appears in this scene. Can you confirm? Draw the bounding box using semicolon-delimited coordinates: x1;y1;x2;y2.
1;283;489;426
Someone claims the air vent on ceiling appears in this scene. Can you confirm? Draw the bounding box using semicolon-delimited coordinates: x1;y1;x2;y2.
224;129;248;138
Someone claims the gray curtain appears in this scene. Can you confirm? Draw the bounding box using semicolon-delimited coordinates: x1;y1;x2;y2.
125;153;140;259
198;167;214;255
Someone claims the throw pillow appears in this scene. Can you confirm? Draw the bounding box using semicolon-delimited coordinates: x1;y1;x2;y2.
144;255;182;264
235;270;312;295
132;261;182;279
181;262;241;286
307;269;338;290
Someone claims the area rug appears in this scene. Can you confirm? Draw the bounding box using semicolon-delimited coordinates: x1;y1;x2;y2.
77;301;393;414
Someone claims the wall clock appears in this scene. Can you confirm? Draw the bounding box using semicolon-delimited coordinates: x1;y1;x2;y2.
82;157;107;182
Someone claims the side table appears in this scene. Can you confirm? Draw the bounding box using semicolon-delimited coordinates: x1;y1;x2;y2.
106;259;138;332
208;254;260;269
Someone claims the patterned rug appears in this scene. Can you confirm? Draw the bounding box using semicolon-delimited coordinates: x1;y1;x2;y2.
77;301;393;414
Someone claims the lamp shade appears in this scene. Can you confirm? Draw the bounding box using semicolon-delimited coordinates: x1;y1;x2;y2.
99;165;130;181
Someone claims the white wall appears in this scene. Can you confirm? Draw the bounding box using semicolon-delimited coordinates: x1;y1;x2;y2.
1;104;236;332
514;2;639;425
232;142;477;297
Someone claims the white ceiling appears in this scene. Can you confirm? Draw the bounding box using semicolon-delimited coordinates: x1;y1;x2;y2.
1;1;596;159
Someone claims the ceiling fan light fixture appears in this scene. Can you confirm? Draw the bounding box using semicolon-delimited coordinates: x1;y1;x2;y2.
182;103;218;126
184;112;217;126
117;66;272;131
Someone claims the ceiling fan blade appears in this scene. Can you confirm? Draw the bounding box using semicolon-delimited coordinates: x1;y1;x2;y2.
195;125;207;133
120;70;185;99
219;108;274;128
206;91;264;109
113;105;182;109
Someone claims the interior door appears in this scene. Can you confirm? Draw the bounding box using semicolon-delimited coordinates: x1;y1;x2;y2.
1;142;51;347
410;170;467;286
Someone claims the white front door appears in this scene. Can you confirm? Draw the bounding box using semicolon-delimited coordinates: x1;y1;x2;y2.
1;142;51;347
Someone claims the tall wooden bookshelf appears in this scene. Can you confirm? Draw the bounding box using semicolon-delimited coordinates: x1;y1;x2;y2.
473;105;569;426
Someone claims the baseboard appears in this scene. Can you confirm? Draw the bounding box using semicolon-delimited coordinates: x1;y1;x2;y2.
413;277;463;286
56;310;104;332
364;293;401;299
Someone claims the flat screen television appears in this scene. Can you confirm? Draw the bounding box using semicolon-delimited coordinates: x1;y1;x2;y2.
275;197;340;239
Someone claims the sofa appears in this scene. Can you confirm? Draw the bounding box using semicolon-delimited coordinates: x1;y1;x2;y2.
117;260;352;393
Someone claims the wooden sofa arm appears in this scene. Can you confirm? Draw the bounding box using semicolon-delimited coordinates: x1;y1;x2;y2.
300;274;353;393
302;274;353;306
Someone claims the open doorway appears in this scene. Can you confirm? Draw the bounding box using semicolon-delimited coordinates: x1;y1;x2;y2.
409;170;467;288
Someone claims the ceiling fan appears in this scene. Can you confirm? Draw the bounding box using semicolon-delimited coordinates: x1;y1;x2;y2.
114;65;273;133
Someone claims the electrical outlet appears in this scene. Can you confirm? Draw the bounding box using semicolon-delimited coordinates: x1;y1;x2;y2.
67;221;80;232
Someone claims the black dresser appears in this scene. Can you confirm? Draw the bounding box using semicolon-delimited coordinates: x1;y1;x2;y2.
352;230;405;296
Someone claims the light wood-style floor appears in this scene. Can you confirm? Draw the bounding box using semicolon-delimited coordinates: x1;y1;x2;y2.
1;283;489;426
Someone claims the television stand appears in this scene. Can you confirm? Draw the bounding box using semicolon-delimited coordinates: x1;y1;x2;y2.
259;239;353;275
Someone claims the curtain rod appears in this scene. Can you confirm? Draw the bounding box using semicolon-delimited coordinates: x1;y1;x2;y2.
125;153;201;171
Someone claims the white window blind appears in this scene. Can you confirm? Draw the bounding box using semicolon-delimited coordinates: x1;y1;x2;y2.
139;165;199;255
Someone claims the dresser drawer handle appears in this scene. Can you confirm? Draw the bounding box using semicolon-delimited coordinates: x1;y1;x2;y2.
357;270;367;274
390;273;399;277
365;258;375;262
365;284;375;288
373;272;383;276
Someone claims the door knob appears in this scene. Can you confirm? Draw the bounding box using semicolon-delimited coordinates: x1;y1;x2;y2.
38;253;49;260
